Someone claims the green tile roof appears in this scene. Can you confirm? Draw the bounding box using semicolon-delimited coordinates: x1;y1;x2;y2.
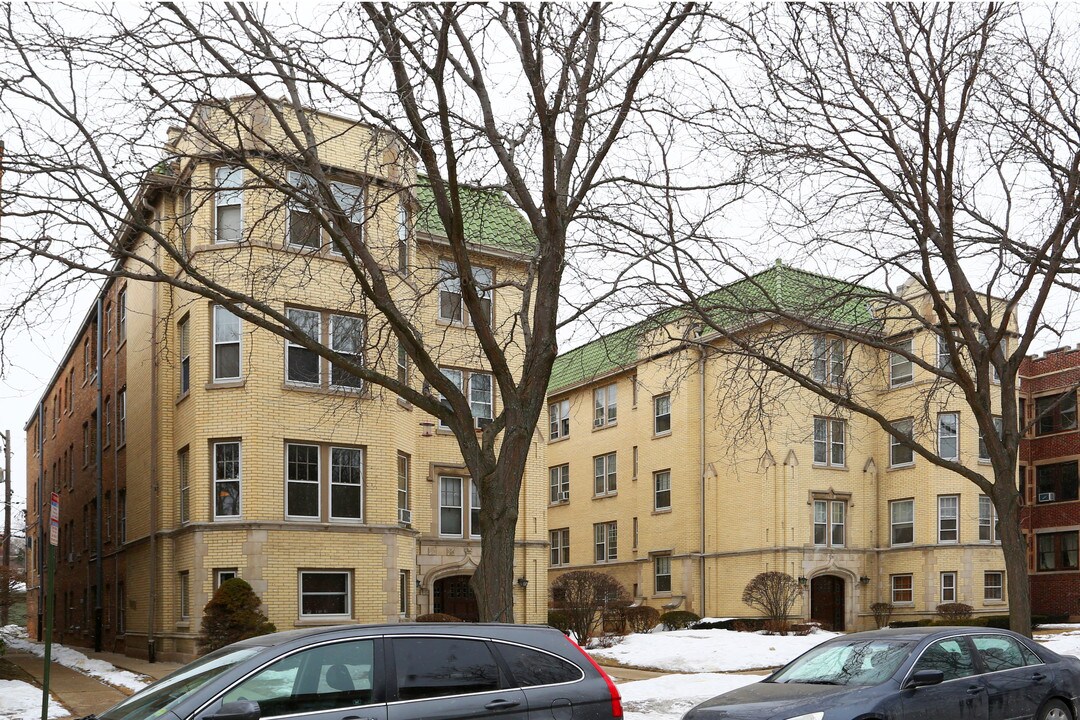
549;263;881;393
415;179;536;254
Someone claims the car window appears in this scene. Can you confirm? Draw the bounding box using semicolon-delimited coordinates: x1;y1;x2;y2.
972;635;1040;672
769;640;912;686
222;639;377;717
912;638;977;681
394;637;500;700
495;643;583;686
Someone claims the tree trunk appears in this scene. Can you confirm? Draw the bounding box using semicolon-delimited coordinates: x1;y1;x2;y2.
993;480;1032;637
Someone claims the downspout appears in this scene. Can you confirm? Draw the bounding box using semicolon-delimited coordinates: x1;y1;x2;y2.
95;297;104;651
698;348;707;617
148;248;160;662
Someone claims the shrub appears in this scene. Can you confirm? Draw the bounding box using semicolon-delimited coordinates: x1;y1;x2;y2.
741;571;801;636
547;609;572;635
199;578;276;653
659;610;700;630
593;634;624;649
731;618;767;633
936;603;973;622
624;606;661;634
550;571;630;646
871;602;894;629
416;613;463;622
789;623;814;636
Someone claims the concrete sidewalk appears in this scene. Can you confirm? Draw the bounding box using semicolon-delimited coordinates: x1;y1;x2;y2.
6;651;127;718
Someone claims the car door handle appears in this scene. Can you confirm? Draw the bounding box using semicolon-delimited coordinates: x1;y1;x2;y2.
967;685;984;695
485;699;522;711
1032;673;1047;682
342;717;378;720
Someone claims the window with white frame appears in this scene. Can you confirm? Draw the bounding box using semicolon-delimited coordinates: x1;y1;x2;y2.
549;399;570;440
654;470;671;511
890;499;914;545
472;266;493;324
978;332;1004;383
654;555;672;593
116;388;126;447
299;571;351;618
937;412;959;460
437;368;464;429
178;572;190;620
979;416;1004;461
593;384;617;427
891;574;913;604
593;452;617;496
890;338;914;387
936;334;954;372
550;528;569;567
330;314;365;389
285;308;320;385
215;166;243;243
286;443;320;519
594;521;617;562
437;260;493;324
940;571;957;603
287;172;321;249
469;372;493;424
549;464;570;504
978;495;999;542
812;335;845;384
213;306;242;381
654;394;671;434
179;315;190;395
214;569;238;589
470;481;482;537
214;441;241;519
890;418;914;467
396;342;409;386
813;499;846;546
938;495;958;543
813;417;846;466
439;476;463;536
984;571;1003;601
397;200;410;272
117;288;127;343
331;447;363;520
397;453;410;521
178;447;190;524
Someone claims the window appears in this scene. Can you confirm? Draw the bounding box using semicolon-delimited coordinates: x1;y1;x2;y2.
178;572;190;620
978;332;1004;383
593;384;617;427
212;306;242;381
469;481;481;537
178;316;190;394
1036;461;1079;503
83;338;92;382
938;495;959;543
937;412;959;460
215;166;243;243
117;288;127;344
890;499;914;545
813;417;846;466
437;368;464;429
178;448;190;524
654;394;671;434
286;443;320;519
550;528;569;566
118;490;126;543
1038;531;1080;572
83;422;91;467
439;476;463;536
979;416;1003;461
940;572;956;603
890;338;914;387
984;572;1003;601
287;172;321;249
913;638;976;681
472;267;493;324
214;441;241;519
654;555;672;593
396;342;409;385
399;570;409;616
936;334;954;372
285;308;320;385
654;470;671;511
497;644;583;687
594;521;617;562
890;418;914;467
67;369;74;412
813;499;846;546
978;495;999;543
812;336;845;383
330;314;364;389
469;372;493;424
397;453;410;520
215;569;238;589
397;200;410;273
891;574;913;604
116;389;126;447
299;571;351;618
437;260;493;324
971;634;1039;672
593;452;617;496
104;303;112;351
331;447;364;521
549;464;570;504
549;399;570;440
1036;392;1078;435
329;181;364;249
633;517;639;549
394;637;498;701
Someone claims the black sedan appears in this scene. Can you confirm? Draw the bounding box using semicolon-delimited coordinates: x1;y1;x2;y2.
683;627;1080;720
92;623;623;720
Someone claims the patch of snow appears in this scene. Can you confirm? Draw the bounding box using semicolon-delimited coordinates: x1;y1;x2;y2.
1;625;150;692
1036;623;1080;631
694;618;735;624
618;672;760;720
12;582;27;593
591;628;839;673
1038;633;1080;659
0;679;70;720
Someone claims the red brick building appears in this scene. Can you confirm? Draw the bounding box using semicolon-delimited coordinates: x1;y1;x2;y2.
1021;347;1080;617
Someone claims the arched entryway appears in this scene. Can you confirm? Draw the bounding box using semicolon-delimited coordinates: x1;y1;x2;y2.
432;574;478;621
810;575;845;631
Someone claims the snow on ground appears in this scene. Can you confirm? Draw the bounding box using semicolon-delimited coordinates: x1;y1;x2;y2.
0;679;70;720
591;628;839;672
1;625;150;692
618;672;760;720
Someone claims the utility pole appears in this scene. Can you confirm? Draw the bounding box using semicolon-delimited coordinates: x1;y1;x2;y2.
2;428;10;626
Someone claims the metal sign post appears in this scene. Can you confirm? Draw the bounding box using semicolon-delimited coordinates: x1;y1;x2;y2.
42;492;58;720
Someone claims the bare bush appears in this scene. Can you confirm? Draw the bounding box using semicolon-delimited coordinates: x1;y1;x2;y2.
742;571;801;635
550;571;630;646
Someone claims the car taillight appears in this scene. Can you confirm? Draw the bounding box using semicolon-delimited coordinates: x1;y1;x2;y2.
565;634;623;719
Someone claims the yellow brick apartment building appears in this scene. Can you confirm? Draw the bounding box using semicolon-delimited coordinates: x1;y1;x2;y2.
25;99;548;661
547;267;1012;631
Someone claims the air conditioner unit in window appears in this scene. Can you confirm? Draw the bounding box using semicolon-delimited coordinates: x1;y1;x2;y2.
559;491;570;502
1039;492;1056;503
398;508;412;525
67;552;75;563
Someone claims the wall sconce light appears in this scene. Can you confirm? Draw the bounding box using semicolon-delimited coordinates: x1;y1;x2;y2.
415;579;422;589
516;577;529;589
798;576;808;587
420;421;435;437
859;576;871;585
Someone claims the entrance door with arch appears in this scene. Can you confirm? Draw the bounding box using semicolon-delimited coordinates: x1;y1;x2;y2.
810;574;845;631
432;574;479;622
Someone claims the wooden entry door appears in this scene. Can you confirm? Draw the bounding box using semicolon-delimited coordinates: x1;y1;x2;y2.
433;575;479;621
810;575;845;631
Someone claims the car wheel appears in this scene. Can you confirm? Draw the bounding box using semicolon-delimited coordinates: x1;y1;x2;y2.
1041;699;1073;720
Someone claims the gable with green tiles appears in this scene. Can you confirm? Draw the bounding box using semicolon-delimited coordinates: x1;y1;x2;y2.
415;179;536;254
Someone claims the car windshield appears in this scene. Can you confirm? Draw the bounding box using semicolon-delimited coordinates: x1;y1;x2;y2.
99;645;265;720
770;639;914;687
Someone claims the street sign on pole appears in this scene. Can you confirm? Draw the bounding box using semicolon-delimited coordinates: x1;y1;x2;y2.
49;493;59;546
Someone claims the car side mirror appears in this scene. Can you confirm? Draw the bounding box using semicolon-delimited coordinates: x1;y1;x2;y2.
208;701;261;720
905;670;945;689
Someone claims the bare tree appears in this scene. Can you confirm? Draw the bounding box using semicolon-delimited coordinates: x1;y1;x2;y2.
742;571;801;635
0;4;717;622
